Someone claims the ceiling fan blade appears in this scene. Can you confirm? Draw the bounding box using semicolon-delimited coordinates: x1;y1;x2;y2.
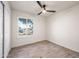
47;10;56;13
38;11;42;15
37;1;42;8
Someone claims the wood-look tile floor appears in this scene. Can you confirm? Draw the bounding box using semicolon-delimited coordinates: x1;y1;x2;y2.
8;40;79;58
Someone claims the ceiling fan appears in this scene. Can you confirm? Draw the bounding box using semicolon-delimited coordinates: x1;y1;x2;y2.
37;1;56;15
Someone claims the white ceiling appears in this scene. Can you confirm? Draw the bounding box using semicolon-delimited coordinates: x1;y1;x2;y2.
9;1;79;16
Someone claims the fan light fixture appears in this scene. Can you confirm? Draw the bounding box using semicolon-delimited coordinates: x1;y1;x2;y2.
42;10;46;14
37;1;56;15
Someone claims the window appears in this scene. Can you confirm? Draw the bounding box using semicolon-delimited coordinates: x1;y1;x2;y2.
18;18;33;35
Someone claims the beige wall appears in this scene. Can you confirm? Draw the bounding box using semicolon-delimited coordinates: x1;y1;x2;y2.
11;10;46;48
46;4;79;52
3;2;11;57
